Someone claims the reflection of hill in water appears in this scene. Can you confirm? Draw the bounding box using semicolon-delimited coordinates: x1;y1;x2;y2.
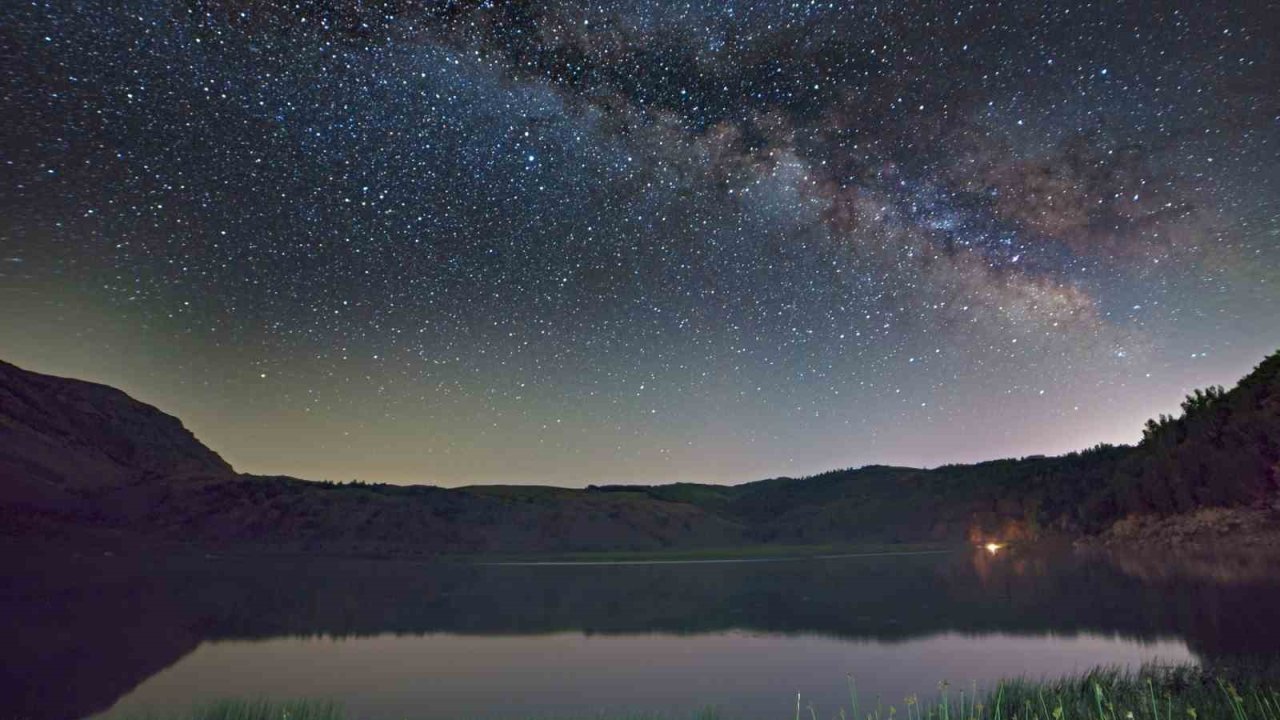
4;547;1280;720
1089;546;1280;586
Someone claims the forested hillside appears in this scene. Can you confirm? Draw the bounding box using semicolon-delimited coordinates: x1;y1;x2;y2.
1109;351;1280;514
581;350;1279;544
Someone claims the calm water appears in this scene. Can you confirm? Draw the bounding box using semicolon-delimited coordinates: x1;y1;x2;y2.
4;546;1280;720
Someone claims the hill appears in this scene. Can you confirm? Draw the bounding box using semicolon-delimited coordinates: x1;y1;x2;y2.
1;351;1277;554
0;359;235;534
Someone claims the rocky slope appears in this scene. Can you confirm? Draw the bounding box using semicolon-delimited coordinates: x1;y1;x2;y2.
0;360;233;514
1082;505;1280;552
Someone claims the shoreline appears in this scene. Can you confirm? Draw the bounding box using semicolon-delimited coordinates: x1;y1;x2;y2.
1077;505;1280;552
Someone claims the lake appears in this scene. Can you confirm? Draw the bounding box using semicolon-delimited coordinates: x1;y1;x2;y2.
4;545;1280;720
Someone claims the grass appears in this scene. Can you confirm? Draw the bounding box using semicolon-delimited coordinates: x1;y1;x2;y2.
104;665;1280;720
112;699;345;720
841;665;1280;720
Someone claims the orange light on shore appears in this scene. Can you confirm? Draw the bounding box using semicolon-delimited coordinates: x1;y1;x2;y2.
984;542;1003;555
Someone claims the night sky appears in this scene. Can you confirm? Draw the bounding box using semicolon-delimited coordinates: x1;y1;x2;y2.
2;1;1278;486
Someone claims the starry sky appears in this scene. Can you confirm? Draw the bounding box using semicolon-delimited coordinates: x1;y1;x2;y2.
2;1;1278;486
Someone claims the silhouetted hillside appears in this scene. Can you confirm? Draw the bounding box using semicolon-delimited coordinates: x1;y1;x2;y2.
0;360;234;536
598;351;1280;543
1;351;1277;554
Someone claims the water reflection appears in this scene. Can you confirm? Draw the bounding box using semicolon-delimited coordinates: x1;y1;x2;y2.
2;545;1279;720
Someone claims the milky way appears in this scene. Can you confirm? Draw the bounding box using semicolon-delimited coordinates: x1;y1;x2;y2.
2;1;1278;485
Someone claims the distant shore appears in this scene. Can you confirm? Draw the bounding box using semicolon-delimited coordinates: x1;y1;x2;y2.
463;541;958;565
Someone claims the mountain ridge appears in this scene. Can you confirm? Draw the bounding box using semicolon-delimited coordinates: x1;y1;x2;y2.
2;351;1277;554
